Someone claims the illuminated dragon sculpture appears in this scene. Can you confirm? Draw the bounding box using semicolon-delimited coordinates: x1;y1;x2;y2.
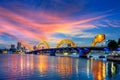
92;34;105;46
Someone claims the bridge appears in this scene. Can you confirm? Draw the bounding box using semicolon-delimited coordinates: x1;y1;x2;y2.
28;46;109;57
27;34;110;57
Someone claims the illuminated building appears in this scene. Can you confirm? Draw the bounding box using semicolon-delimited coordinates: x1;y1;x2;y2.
10;44;16;52
17;42;21;50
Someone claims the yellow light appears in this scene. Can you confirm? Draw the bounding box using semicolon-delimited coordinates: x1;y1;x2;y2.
64;52;68;56
3;51;7;54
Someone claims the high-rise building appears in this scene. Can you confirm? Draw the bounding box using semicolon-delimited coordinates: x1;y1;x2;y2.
17;42;21;50
11;44;15;49
10;44;16;51
9;44;16;53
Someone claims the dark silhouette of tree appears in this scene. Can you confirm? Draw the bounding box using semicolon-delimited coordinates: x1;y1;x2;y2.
118;38;120;47
108;40;118;50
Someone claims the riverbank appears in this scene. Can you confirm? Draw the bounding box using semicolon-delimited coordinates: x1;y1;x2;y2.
107;55;120;62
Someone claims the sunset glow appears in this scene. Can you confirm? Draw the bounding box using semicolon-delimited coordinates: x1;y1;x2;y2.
0;0;120;48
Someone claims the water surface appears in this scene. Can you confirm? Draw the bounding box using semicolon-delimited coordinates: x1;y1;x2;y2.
0;54;120;80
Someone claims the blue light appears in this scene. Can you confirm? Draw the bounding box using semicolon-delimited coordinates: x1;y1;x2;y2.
103;48;110;51
84;48;89;52
117;48;120;51
77;48;83;55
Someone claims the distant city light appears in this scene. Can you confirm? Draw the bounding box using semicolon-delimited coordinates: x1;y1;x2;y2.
64;52;68;56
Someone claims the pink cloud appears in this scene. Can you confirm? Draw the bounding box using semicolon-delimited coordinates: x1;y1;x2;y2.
0;7;108;46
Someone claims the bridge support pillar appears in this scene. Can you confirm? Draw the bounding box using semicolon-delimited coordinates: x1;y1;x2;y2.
33;51;38;54
77;48;84;57
77;48;90;58
49;49;56;56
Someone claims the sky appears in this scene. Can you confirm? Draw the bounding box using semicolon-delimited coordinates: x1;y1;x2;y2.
0;0;120;49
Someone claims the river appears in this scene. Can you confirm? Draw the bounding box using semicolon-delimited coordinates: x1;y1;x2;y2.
0;54;120;80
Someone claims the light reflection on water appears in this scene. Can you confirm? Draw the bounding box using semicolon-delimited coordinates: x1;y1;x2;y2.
0;54;120;80
56;57;73;78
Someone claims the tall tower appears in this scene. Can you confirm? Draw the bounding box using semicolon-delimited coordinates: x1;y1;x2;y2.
17;42;21;50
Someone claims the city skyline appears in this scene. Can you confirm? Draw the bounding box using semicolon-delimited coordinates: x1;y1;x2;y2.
0;0;120;48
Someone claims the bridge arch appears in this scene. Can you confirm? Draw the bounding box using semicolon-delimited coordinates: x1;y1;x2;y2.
56;39;76;48
37;41;50;49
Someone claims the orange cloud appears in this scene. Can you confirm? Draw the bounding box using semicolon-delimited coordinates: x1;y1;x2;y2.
0;7;108;47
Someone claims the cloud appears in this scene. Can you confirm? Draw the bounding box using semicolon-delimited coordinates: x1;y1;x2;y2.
0;7;109;48
105;20;120;27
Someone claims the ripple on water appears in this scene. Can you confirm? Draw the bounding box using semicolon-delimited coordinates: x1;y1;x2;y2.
0;54;120;80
